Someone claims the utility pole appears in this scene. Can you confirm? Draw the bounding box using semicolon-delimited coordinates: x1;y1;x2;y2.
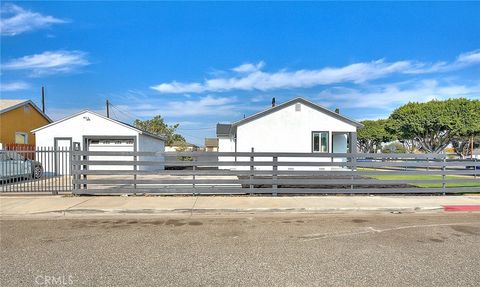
41;86;45;113
106;99;110;118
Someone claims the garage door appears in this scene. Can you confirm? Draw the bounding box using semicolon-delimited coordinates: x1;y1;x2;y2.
87;138;135;170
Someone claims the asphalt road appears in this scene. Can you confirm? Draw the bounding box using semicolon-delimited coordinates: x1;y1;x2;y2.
1;212;480;287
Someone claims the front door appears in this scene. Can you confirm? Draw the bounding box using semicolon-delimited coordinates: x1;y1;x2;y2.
332;132;350;163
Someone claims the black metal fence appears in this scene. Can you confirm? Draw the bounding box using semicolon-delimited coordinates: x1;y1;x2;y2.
71;151;480;195
1;147;73;194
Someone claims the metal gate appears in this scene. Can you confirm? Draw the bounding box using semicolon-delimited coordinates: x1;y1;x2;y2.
1;147;73;194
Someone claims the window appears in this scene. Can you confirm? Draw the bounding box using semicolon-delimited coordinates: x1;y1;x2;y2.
312;132;329;153
15;132;28;144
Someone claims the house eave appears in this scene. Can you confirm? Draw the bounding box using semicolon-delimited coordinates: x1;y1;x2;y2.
231;97;363;129
31;109;167;141
0;100;52;123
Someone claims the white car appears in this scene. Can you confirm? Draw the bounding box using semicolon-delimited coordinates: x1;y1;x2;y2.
0;150;43;182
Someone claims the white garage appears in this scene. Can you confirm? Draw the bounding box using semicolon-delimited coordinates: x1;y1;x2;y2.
32;110;166;173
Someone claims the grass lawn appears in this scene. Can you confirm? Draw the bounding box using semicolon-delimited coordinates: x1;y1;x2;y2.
364;173;480;188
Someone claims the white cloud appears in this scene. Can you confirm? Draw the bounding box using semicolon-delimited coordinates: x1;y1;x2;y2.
151;60;413;93
456;50;480;65
0;4;67;36
0;81;30;92
232;61;265;73
317;80;480;110
116;95;239;118
2;50;89;76
405;50;480;74
151;50;480;94
152;82;205;94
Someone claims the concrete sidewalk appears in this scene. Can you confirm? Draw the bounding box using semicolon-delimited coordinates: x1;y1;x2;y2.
1;195;480;217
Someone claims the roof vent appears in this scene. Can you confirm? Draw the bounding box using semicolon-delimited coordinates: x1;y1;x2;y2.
335;108;340;114
272;97;276;107
295;103;301;111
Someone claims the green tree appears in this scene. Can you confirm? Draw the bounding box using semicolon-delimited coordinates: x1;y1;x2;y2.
452;135;480;159
357;119;395;153
133;115;186;146
388;98;480;153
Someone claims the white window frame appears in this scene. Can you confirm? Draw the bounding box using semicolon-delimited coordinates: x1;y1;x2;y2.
15;132;28;144
312;131;329;153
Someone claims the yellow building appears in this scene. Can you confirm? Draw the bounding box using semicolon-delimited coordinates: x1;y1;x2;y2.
0;99;52;147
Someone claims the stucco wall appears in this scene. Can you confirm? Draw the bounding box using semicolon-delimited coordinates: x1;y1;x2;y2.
34;111;165;172
35;112;140;148
236;103;356;153
219;102;357;170
218;136;236;169
139;134;165;170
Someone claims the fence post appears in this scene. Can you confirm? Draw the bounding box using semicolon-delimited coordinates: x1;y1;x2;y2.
72;143;80;193
272;156;278;196
133;151;137;191
192;154;196;192
474;157;478;180
442;156;446;195
52;145;58;196
351;151;357;191
249;147;254;191
82;145;87;190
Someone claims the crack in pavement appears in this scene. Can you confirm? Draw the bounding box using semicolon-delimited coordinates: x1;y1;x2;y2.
63;198;94;215
299;221;480;241
190;196;198;217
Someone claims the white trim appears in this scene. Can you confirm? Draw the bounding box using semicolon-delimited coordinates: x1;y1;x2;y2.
15;132;28;144
31;110;166;141
312;131;329;153
0;100;52;122
232;97;363;128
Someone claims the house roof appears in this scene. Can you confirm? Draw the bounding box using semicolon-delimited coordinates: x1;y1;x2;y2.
0;99;52;122
232;97;363;128
31;110;166;141
204;138;219;147
216;123;232;136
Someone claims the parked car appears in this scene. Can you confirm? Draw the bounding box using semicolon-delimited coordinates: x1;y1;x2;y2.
0;150;43;182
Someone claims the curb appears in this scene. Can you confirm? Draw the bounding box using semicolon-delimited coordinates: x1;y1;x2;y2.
443;205;480;212
1;206;448;218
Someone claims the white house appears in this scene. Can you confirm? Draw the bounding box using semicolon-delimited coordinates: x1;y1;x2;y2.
165;141;198;152
216;97;363;170
32;110;166;173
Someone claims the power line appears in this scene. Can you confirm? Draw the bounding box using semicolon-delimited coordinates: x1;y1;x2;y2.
109;104;138;122
177;131;205;141
108;102;215;142
110;107;119;121
177;127;216;131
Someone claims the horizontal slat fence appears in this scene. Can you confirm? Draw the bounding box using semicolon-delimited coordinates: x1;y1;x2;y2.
71;150;479;195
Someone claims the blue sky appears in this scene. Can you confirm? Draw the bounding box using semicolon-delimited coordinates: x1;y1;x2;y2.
1;1;479;145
